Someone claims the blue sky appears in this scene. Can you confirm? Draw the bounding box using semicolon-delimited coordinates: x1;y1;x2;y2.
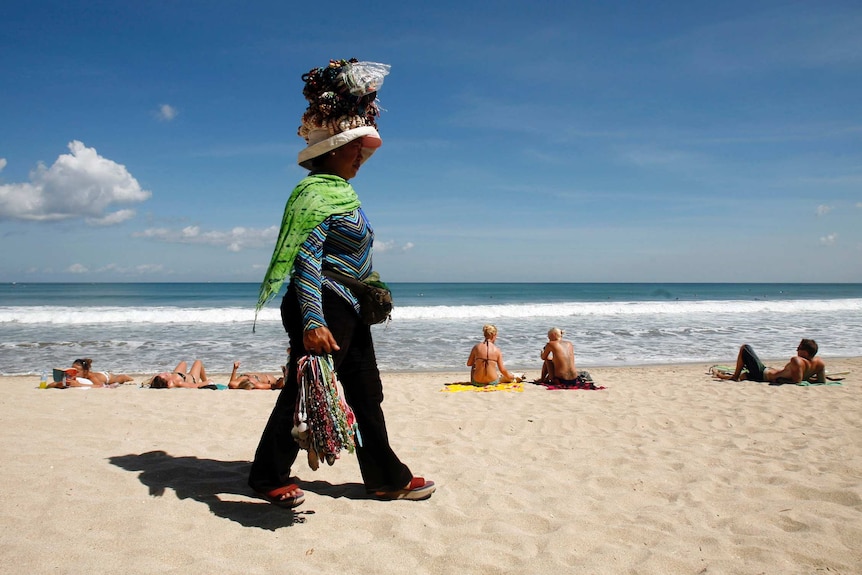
2;0;860;283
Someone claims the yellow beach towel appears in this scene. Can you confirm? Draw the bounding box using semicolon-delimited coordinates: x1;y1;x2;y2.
442;381;523;393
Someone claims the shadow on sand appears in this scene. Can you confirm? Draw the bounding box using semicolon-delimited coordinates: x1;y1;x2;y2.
108;450;368;530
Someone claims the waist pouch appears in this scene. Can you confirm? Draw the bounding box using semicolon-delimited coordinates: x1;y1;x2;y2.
323;269;392;325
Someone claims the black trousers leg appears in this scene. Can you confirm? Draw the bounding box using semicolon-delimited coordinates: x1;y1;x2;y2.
740;344;766;382
247;323;301;493
248;283;412;493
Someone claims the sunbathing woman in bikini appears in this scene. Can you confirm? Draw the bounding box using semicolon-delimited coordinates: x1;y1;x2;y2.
149;360;214;388
466;324;522;386
227;361;285;390
71;358;134;386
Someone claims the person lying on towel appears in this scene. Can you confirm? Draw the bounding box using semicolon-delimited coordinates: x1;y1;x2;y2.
713;339;826;384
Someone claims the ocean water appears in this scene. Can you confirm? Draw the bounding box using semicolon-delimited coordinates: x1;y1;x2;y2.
1;282;861;377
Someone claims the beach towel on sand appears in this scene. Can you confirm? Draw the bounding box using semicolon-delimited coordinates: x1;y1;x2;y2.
532;371;605;390
442;381;524;393
794;380;843;386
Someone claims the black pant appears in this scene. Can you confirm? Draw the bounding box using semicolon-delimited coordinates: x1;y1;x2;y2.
740;344;767;382
248;283;412;493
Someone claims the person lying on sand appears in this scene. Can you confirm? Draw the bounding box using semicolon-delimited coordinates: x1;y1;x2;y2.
45;370;97;388
71;358;134;386
227;361;284;390
713;339;826;384
148;360;214;388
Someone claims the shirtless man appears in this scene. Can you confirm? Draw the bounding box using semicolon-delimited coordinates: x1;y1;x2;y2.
714;339;826;384
467;324;521;386
539;327;578;385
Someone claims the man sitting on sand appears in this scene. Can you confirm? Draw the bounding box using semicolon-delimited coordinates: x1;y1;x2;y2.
713;339;826;384
537;327;578;385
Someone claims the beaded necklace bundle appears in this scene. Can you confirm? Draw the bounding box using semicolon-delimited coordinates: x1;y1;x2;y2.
292;354;361;470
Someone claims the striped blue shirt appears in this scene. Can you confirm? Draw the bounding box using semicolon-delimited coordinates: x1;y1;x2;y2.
292;208;374;330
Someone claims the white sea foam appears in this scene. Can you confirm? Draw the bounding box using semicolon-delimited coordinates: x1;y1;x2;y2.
3;294;861;375
2;298;861;325
392;298;862;320
0;306;277;325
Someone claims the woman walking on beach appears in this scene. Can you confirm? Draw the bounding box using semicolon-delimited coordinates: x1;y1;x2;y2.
249;59;435;508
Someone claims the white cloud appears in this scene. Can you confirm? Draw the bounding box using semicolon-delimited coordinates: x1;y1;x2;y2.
133;264;166;274
87;209;136;226
375;240;415;253
375;240;395;252
0;158;6;172
669;6;862;73
0;141;151;224
96;263;166;275
156;104;178;122
857;202;862;208
67;263;88;273
820;233;838;246
620;147;712;175
816;204;832;216
133;225;278;252
624;149;690;167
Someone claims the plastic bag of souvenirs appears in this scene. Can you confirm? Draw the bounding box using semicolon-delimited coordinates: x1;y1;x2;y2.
340;61;390;97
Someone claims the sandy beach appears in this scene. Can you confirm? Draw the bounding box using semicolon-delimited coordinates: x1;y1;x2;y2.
2;358;860;574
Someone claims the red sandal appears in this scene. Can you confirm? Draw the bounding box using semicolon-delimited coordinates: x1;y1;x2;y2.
375;477;436;501
255;484;306;508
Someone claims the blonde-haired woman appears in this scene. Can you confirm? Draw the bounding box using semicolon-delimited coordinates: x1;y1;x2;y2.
467;324;522;386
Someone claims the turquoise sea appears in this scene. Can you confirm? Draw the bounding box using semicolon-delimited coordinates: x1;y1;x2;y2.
1;282;860;376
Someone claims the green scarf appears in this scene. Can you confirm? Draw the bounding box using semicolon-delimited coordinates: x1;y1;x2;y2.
254;174;360;325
